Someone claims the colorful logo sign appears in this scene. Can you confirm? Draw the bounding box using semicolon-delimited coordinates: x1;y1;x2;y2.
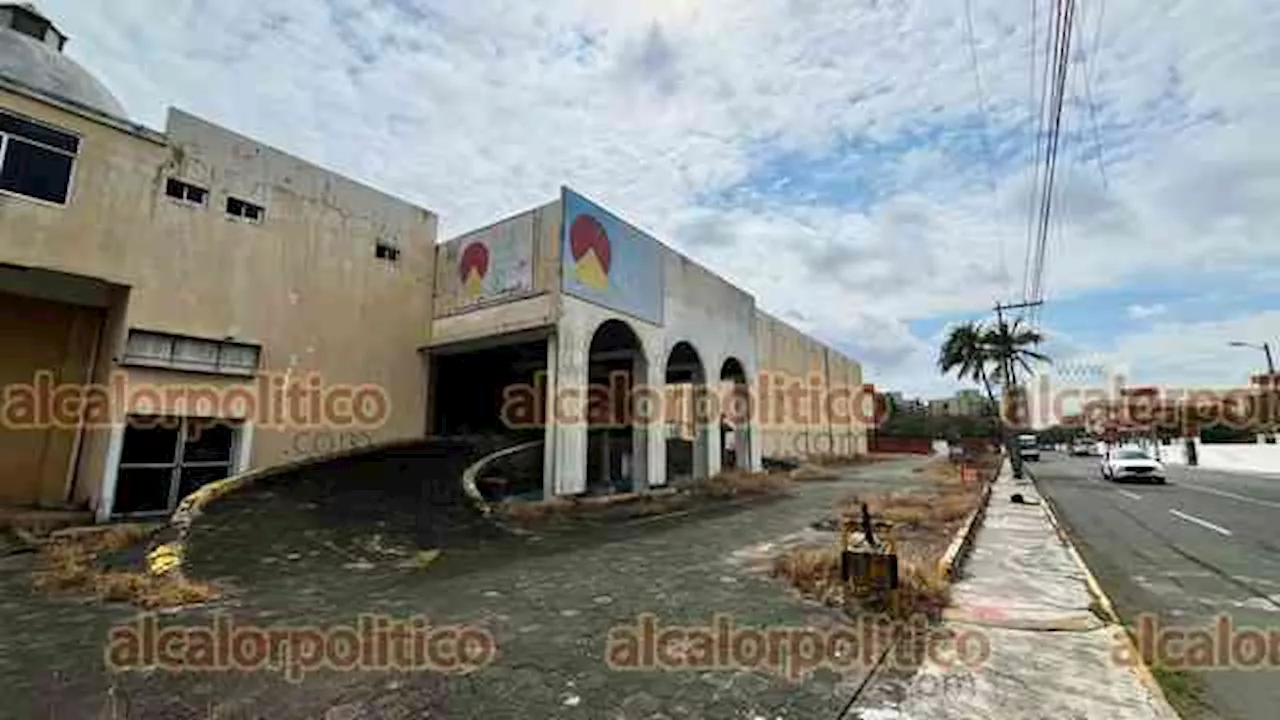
569;214;611;290
560;188;664;325
459;242;489;297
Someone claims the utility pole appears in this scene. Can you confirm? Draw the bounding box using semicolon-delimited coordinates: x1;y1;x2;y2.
994;300;1044;479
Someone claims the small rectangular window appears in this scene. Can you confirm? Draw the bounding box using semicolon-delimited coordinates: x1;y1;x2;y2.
226;196;264;223
375;240;401;262
165;177;208;206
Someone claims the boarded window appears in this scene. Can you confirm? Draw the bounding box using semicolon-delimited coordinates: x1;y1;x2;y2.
123;329;261;377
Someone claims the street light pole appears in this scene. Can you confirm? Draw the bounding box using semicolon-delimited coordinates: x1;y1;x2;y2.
1229;340;1277;442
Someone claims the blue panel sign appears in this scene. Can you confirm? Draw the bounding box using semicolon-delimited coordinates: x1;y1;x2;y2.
561;187;664;325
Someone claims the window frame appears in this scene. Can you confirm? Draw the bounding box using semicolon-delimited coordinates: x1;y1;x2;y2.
164;177;209;207
120;329;262;377
375;239;401;263
112;416;241;518
0;110;81;207
225;195;266;224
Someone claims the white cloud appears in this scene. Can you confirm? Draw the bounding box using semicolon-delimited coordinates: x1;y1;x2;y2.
1126;303;1168;320
35;0;1280;395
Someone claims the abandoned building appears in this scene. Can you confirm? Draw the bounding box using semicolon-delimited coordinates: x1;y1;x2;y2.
0;4;870;523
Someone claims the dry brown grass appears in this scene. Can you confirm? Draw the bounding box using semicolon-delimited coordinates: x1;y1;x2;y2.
771;546;845;605
770;546;953;620
846;490;978;528
494;470;791;525
31;524;219;609
92;571;221;609
688;469;792;499
807;453;900;467
789;464;840;481
773;453;995;621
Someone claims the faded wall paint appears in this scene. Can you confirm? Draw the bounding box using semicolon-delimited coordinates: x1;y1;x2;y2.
561;188;663;325
434;209;536;315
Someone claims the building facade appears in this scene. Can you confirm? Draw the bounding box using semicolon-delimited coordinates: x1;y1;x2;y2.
0;5;868;521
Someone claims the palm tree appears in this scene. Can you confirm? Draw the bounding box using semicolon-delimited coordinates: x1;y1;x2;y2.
983;318;1050;425
937;321;999;415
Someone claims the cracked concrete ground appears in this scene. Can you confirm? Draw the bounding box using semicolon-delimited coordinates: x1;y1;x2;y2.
0;457;934;719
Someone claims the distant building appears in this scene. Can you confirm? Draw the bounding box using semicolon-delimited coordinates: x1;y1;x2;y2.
926;389;989;418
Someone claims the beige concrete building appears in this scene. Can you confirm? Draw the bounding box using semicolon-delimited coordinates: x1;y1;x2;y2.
0;4;868;521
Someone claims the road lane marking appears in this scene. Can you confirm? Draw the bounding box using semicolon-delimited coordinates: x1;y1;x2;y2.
1118;490;1142;501
1169;509;1233;536
1178;483;1280;510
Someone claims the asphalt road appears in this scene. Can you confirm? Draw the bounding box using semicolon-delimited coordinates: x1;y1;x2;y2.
1031;452;1280;720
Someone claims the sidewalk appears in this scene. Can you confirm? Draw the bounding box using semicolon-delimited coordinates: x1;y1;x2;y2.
849;461;1179;720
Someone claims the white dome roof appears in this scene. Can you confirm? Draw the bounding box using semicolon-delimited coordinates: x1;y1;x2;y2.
0;13;126;118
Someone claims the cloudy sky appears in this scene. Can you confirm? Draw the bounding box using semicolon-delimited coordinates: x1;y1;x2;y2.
46;0;1280;398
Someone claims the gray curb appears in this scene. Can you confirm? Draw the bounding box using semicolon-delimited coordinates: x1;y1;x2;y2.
937;457;1003;581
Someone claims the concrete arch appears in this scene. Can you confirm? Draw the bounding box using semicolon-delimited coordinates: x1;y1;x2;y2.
719;356;752;470
583;318;650;494
664;340;711;482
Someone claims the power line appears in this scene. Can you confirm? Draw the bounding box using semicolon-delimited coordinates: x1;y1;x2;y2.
1022;0;1056;305
960;0;1007;292
1029;0;1076;319
1035;0;1075;301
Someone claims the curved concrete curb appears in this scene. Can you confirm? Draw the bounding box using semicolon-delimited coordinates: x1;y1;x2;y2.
1038;486;1181;720
460;440;544;517
936;459;1002;581
145;437;435;579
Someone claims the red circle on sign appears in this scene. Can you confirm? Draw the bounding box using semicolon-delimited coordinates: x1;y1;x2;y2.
569;214;611;274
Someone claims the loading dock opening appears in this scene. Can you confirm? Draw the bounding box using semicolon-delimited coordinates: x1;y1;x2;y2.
428;332;548;441
427;331;550;500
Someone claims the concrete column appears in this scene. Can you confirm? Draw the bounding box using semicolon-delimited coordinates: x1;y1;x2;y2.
553;328;588;496
748;373;764;471
701;383;720;478
697;384;717;479
541;332;558;499
638;350;664;489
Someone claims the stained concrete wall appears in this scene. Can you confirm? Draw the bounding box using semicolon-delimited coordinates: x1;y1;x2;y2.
0;86;438;515
754;311;867;460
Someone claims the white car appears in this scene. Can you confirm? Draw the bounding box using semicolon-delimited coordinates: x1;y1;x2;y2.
1101;448;1165;484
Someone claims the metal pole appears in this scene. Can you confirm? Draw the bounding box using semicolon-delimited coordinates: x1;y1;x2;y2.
1266;343;1276;443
